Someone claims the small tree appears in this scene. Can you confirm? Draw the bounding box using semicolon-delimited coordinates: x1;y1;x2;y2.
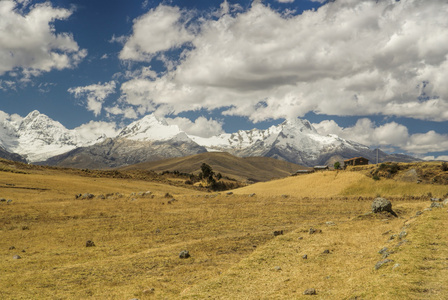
200;163;215;185
334;161;341;170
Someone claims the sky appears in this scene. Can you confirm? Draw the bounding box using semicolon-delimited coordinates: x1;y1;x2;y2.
0;0;447;160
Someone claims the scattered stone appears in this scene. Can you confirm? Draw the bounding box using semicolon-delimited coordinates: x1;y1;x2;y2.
388;234;397;242
415;211;423;216
399;231;407;239
81;193;95;199
274;266;282;271
309;227;322;234
155;229;161;234
0;198;6;202
431;198;442;202
7;199;12;204
371;197;397;216
378;247;388;255
303;288;317;295
21;249;26;253
395;240;408;248
179;250;190;259
375;259;393;270
226;192;233;195
302;254;308;259
392;263;400;270
13;255;21;259
322;249;330;254
143;288;155;294
9;246;15;250
298;237;303;240
86;240;96;247
97;194;105;199
382;230;392;235
21;226;29;230
430;202;444;208
249;193;256;197
281;194;289;198
443;198;448;205
325;221;336;226
273;230;284;236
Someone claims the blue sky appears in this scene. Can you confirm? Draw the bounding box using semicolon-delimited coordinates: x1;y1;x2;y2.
0;0;447;160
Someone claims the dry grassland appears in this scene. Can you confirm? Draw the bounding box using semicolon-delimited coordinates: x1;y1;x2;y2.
1;164;447;299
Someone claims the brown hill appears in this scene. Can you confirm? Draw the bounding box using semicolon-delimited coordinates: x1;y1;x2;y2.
118;152;310;182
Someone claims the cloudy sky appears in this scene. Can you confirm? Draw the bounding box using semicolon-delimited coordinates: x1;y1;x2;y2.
0;0;447;160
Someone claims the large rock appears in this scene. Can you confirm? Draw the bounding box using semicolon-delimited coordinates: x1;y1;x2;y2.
371;197;393;214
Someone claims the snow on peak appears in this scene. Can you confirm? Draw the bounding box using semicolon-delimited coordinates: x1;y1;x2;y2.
118;113;183;141
281;118;317;134
0;110;110;162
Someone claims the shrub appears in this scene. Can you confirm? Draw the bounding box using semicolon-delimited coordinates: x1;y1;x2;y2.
442;162;448;171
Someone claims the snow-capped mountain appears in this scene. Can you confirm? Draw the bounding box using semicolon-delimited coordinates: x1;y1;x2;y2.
118;114;184;141
0;110;108;162
42;114;207;169
190;118;373;166
0;110;417;167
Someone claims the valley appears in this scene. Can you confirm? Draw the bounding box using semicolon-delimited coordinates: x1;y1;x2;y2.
1;159;447;299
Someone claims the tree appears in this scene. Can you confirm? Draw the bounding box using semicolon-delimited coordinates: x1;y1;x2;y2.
334;161;341;170
200;163;215;184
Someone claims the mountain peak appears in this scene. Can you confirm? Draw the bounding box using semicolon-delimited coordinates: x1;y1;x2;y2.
118;113;182;141
281;118;317;134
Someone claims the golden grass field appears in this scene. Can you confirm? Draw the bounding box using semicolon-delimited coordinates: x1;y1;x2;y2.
1;160;447;299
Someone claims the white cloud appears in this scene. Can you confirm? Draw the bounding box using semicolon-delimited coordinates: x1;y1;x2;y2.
313;118;448;155
68;81;116;116
423;155;448;162
104;105;138;119
118;4;194;61
0;0;86;79
114;0;448;122
74;121;119;141
165;116;224;138
277;0;295;3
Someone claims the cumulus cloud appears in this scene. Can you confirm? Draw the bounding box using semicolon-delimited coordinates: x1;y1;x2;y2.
68;81;116;116
0;0;86;78
117;4;194;61
165;116;225;137
114;0;448;122
74;121;119;141
313;118;448;154
423;155;448;162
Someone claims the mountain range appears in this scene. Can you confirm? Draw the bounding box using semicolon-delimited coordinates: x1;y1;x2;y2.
0;110;418;168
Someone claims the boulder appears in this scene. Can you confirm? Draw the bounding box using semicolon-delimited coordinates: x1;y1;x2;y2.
86;240;96;247
371;197;392;213
303;288;317;295
179;250;190;259
371;197;397;216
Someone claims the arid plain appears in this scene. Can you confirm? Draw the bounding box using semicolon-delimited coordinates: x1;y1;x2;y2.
1;158;447;299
